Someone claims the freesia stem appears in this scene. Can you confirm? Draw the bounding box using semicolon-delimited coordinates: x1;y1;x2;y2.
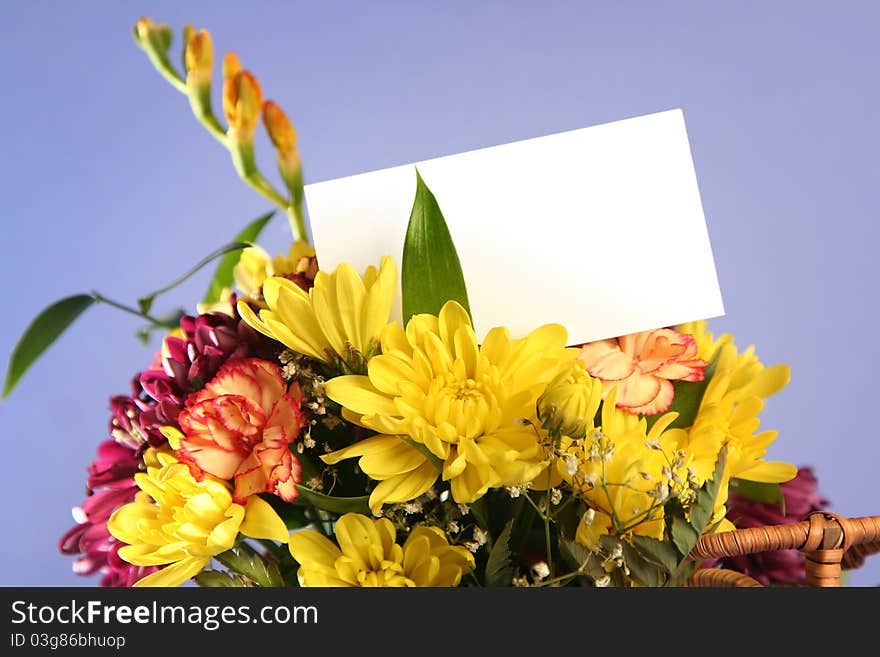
90;292;177;329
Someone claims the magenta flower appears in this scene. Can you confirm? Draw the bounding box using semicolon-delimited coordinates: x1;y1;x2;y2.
138;309;272;420
58;442;158;587
60;305;282;586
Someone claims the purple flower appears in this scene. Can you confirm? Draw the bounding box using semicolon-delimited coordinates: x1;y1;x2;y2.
138;309;272;411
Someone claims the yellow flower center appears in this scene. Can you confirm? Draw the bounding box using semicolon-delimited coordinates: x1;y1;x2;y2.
420;373;502;442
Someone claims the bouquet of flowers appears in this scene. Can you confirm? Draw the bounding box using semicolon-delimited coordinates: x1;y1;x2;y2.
5;17;832;588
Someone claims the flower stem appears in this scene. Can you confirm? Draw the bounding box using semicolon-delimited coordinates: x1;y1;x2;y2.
90;291;177;329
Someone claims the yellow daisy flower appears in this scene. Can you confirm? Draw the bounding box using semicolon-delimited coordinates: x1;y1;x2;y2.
237;255;396;372
322;300;577;511
107;449;289;587
561;388;687;549
288;513;474;587
681;340;797;531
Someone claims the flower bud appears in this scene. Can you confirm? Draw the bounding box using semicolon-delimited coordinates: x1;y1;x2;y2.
223;52;242;80
133;17;172;54
537;363;603;438
135;17;155;41
223;70;263;139
184;29;213;88
262;101;298;156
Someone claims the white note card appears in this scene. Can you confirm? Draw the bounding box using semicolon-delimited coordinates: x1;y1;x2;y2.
304;108;724;344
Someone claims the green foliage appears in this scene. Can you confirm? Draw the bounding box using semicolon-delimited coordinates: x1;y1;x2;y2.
484;519;515;586
730;478;785;514
401;168;471;323
3;294;95;398
194;570;253;587
214;547;284;587
204;211;275;303
293;485;371;515
646;350;720;431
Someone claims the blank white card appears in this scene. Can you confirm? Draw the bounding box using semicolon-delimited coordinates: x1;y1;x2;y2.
304;108;724;344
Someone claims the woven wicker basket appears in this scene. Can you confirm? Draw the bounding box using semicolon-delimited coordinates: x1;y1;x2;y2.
685;512;880;587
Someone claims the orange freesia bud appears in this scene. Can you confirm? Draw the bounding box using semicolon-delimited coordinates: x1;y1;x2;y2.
222;52;242;80
262;100;298;155
135;17;155;41
223;70;263;136
184;30;213;85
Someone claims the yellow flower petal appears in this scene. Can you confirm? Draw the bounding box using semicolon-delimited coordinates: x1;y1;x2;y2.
735;461;798;484
325;375;400;417
133;557;211;588
240;495;290;543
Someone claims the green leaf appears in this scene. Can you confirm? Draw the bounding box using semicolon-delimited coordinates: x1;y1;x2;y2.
401;168;471;323
558;538;605;585
3;294;95;398
669;515;700;557
688;445;728;534
204;211;275;303
665;559;698;588
630;534;680;575
730;478;786;515
137;241;255;313
194;570;251;587
617;539;665;587
484;519;514;586
645;350;720;431
293;485;371;515
469;496;491;535
214;547;284;587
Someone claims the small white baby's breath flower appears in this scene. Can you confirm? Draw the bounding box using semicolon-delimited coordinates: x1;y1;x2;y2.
531;561;550;581
582;508;596;526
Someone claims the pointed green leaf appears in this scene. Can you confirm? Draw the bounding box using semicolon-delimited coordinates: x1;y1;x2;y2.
558;538;606;585
618;539;665;587
484;519;514;586
3;294;95;398
630;534;680;575
665;559;698;588
293;485;371;515
401;169;471;323
689;445;728;534
194;570;252;587
646;350;720;431
730;478;785;515
204;211;276;303
669;515;700;557
214;548;284;587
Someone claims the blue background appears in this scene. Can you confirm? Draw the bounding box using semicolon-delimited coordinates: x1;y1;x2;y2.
2;1;878;586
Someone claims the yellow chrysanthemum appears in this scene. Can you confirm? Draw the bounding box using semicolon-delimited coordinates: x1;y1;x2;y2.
107;449;289;587
237;256;396;372
682;340;797;531
562;388;688;550
233;241;316;299
323;301;577;511
288;513;474;587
